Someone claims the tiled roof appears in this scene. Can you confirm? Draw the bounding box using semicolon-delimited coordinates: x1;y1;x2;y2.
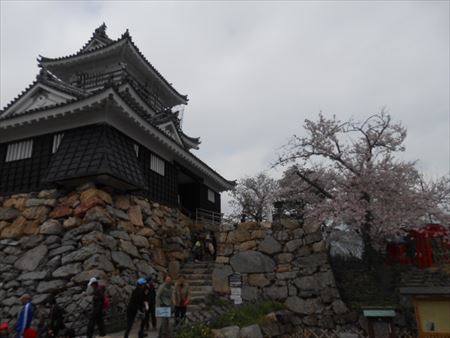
77;23;114;53
399;265;450;295
38;28;187;103
1;86;235;190
0;69;87;118
44;124;146;189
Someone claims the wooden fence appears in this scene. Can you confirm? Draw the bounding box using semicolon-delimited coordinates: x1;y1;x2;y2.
288;328;417;338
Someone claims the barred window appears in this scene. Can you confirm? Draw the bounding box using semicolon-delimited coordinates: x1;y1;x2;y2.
150;153;165;176
5;139;34;162
208;189;216;203
52;133;64;153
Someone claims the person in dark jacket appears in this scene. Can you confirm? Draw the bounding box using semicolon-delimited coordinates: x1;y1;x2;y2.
86;277;106;338
144;277;157;331
44;295;64;338
16;294;33;338
124;278;147;338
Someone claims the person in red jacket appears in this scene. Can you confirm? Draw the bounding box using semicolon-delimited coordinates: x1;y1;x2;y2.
86;278;106;338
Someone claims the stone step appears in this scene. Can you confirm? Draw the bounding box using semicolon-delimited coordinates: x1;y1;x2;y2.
190;295;207;304
182;262;214;269
190;285;213;292
183;273;211;280
188;280;211;287
190;291;210;299
180;267;212;274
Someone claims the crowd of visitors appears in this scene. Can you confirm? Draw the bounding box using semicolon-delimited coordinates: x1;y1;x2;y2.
1;274;190;338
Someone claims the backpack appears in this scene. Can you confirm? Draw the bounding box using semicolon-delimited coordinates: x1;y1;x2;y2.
103;289;110;310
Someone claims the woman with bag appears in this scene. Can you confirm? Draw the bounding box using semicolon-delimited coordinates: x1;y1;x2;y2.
173;275;190;327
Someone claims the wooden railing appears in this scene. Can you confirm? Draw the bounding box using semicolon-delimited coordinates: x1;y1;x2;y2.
288;328;417;338
195;208;222;229
70;68;166;111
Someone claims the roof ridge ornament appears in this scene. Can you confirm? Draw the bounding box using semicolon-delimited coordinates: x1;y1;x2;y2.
36;67;51;81
94;23;108;38
122;29;131;40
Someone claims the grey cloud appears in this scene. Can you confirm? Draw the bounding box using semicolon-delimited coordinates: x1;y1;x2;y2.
1;1;448;214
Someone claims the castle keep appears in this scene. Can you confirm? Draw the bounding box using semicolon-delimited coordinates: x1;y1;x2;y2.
0;24;234;217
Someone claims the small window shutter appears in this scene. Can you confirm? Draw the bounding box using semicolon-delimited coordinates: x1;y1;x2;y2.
150;153;165;176
5;139;34;162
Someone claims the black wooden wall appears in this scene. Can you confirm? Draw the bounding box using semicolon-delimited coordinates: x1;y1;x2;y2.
0;134;53;195
0;124;221;214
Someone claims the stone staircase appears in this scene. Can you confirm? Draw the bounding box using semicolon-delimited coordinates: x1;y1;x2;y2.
181;261;233;323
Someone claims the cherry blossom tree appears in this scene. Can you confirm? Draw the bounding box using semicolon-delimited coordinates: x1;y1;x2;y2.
229;172;278;223
276;110;450;264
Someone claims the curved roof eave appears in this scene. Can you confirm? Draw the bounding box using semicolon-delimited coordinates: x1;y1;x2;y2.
0;87;234;191
38;35;188;105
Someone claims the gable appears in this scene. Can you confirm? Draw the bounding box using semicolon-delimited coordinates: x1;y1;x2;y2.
1;84;75;119
157;121;184;146
80;38;109;53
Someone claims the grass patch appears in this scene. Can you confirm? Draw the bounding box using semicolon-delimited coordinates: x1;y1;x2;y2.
211;300;285;329
175;300;284;337
204;292;231;307
176;323;213;338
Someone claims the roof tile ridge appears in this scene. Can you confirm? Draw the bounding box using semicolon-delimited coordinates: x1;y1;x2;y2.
39;35;126;63
38;68;87;97
0;87;103;122
0;79;38;115
124;36;188;101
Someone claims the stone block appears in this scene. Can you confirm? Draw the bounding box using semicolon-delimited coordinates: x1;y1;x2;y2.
80;188;112;205
286;239;303;252
128;205;144;226
258;236;282;255
240;324;263;338
212;265;233;294
14;245;48;271
111;251;136;270
23;206;49;221
115;195;130;210
49;206;73;218
83;206;114;225
230;251;275;273
212;326;240;338
40;219;63;235
276;253;293;264
248;274;270;288
239;240;257;251
242;286;259;301
264;285;288;300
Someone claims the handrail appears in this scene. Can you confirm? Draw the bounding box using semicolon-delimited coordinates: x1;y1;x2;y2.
195;208;223;228
70;68;166;111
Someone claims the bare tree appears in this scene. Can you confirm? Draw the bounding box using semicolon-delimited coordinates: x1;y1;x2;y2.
229;172;278;223
276;110;449;264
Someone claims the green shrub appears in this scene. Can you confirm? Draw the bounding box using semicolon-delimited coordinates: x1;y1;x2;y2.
211;301;285;328
176;323;213;338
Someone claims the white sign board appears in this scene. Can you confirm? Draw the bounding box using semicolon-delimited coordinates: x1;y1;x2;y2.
155;307;171;318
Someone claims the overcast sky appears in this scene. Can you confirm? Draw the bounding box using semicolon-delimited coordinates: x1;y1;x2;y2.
1;1;449;213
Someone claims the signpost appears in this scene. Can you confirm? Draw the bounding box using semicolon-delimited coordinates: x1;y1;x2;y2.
229;273;242;305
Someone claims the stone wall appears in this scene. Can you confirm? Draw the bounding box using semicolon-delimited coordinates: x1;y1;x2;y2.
0;183;192;333
212;220;357;329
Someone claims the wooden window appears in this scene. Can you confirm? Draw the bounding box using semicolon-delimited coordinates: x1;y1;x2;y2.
5;139;33;162
52;133;64;153
208;189;216;203
150;153;165;176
